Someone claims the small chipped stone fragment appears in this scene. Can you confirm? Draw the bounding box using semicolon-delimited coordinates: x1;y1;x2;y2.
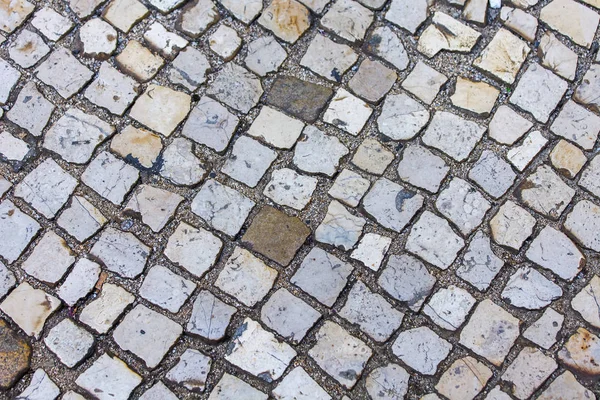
56;259;101;306
572;276;600;328
507;130;547;171
17;369;60;399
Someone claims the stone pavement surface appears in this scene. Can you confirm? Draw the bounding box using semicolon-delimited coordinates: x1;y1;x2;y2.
1;0;600;398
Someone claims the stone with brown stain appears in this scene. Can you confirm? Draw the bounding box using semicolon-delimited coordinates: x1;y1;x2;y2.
0;0;35;33
266;76;333;123
559;328;600;379
242;206;310;266
0;318;31;389
110;125;163;169
258;0;310;43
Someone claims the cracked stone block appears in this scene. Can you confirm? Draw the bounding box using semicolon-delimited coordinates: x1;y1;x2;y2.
352;138;394;175
192;179;255;236
182;97;239;152
293;126;348;176
76;354;141;400
7;82;55;136
507;130;547;171
102;0;149;33
502;266;562;309
75;18;117;60
340;281;403;342
8;29;50;69
401;62;447;105
436;178;491;236
0;318;31;390
187;290;236;341
209;25;242;61
362;178;424;232
266;75;333;122
460;299;520;366
18;369;60;399
491;201;536;250
44;108;115;164
116;40;164;82
113;304;182;369
398;145;449;193
0;282;60;338
110;125;163;170
169;46;210;91
541;0;599;48
379;254;436;311
177;0;219;36
539;31;578;80
451;77;499;116
538;371;595;399
91;227;150;279
436;357;492;400
140;265;195;313
523;307;563;349
393;327;452;375
572;276;600;328
207;63;263;113
469;150;517;199
56;258;101;307
57;196;107;242
160;138;206;186
222;136;277;187
261;288;320;343
165;351;212;393
208;373;267;400
385;0;427;34
551;100;600;150
273;367;331;400
144;22;187;60
0;200;40;263
291;247;353;307
315;200;365;250
517;165;575;219
165;222;223;277
248;106;305;149
488;105;533;145
565;200;600;252
124;185;183;232
474;28;529;84
365;364;409;400
378;94;430;141
0;131;30;162
45;319;94;368
15;158;78;219
350;232;391;271
129;84;190;136
349;59;397;103
0;59;20;105
500;6;538;42
69;0;104;18
147;0;185;13
309;321;372;389
264;168;317;210
424;285;476;331
35;47;94;99
365;26;409;71
422;111;485;162
418;12;481;58
502;347;557;399
140;382;178;400
22;231;75;285
79;283;134;334
0;262;15;300
406;211;464;269
328;169;369;207
216;247;277;307
82;151;139;204
559;327;600;378
0;0;34;33
245;35;287;76
85;63;139;116
226;318;296;382
550;139;587;178
526;225;584;281
301;34;357;82
324;88;373;136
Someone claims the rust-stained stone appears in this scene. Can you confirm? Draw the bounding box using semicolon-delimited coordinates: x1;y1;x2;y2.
265;76;333;123
0;318;31;389
559;327;600;379
242;206;310;266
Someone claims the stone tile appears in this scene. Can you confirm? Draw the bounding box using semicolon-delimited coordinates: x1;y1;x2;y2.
22;231;74;285
221;136;277;187
321;0;373;42
0;178;10;198
378;93;430;141
261;288;320;342
45;319;94;368
451;78;499;116
463;0;487;23
538;371;595;400
69;0;104;18
165;222;223;277
177;0;219;37
424;285;476;331
350;232;392;271
474;28;529;84
160;138;207;186
8;30;50;68
316;200;365;250
565;200;600;252
559;327;600;378
502;266;562;309
17;369;60;399
362;178;424;232
79;283;134;334
378;254;436;311
15;158;77;219
365;364;409;400
182;97;239;152
7;82;55;136
349;59;397;103
502;347;557;399
541;0;599;48
102;0;149;33
248;106;305;149
226;318;296;382
82;151;139;204
75;18;117;60
147;0;185;14
523;307;563;349
91;227;150;279
460;299;520;366
406;211;465;269
469;150;517;199
206;63;263;113
418;12;481;58
129;84;190;136
393;326;452;375
0;0;34;33
526;225;584;281
218;0;262;24
328;169;369;207
291;247;352;307
507;130;547;171
0;262;15;300
551;100;600;150
245;36;287;76
488;105;533;145
436;357;492;400
0;282;60;338
56;258;101;306
365;26;409;71
456;231;505;291
257;0;309;43
124;185;182;232
264;168;317;210
110;125;163;169
116;40;165;82
0;200;40;263
273;367;331;400
57;196;106;243
0;318;31;390
300;33;358;82
385;0;428;34
572;276;600;328
166;349;211;392
397;145;449;193
192;179;254;236
309;320;372;389
550;139;587;178
209;24;241;61
0;131;30;162
436;178;491;236
517;165;575;219
574;64;600;113
422;111;485;162
76;354;141;400
539;31;578;80
139;382;178;400
402;61;448;105
490;201;536;250
35;47;94;99
266;75;333;122
140;265;195;313
208;373;267;400
0;59;20;105
324;88;373;135
340;281;403;342
169;46;210;91
352;138;394;175
85;63;139;116
293;126;348;176
500;6;538;42
187;290;236;341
